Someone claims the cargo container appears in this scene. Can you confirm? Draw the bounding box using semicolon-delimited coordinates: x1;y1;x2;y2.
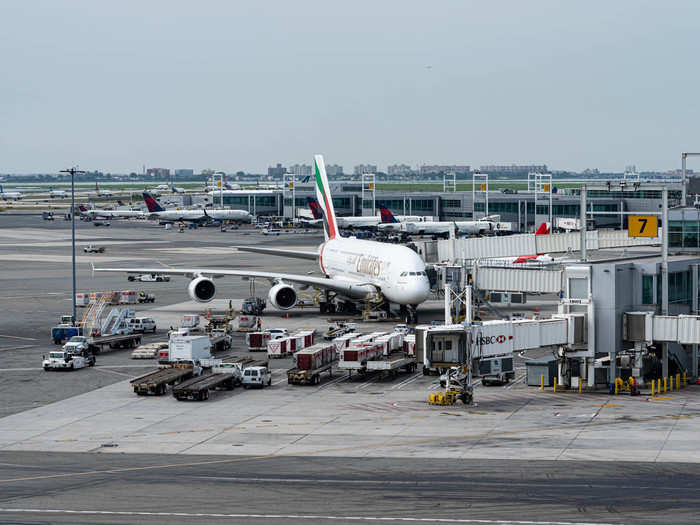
339;341;384;375
287;342;336;385
182;314;200;328
294;329;316;349
75;293;90;307
119;290;137;304
267;335;297;358
246;331;271;351
403;334;416;356
332;332;360;355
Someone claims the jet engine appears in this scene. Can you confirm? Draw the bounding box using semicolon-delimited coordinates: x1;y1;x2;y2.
268;282;297;310
187;276;216;303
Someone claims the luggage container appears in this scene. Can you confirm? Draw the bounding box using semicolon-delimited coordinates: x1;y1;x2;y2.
89;291;104;303
267;336;293;358
294;329;316;349
403;334;416;356
75;293;90;307
288;342;336;385
119;290;137;304
246;331;271;351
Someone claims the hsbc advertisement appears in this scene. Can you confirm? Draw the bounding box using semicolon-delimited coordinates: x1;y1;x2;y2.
471;321;513;358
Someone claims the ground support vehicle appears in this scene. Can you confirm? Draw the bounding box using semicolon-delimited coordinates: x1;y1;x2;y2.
287;343;336;385
51;324;83;345
87;333;142;353
242;296;266;316
242;366;272;388
43;351;93;371
324;321;356;340
366;352;417;378
207;330;232;353
287;363;333;385
130;365;196;396
83;245;105;253
172;371;241;401
137;292;155;303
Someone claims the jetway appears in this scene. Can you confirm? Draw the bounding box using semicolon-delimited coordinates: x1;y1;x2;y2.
437;228;661;263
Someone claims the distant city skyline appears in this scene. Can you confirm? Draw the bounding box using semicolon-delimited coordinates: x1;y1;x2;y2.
1;1;699;173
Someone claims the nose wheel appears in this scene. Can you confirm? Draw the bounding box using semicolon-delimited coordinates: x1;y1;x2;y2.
400;304;419;324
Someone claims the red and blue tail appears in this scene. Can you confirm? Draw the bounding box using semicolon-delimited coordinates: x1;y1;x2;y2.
142;192;165;213
379;207;399;224
306;197;323;220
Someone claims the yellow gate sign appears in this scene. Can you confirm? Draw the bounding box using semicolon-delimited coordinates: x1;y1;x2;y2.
629;215;657;237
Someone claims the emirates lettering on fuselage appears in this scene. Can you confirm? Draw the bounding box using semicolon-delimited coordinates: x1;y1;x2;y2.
355;255;382;277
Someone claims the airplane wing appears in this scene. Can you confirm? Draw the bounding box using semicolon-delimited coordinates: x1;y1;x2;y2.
93;266;377;296
234;246;319;261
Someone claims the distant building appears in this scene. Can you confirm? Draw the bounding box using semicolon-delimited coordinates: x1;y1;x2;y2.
479;164;548;174
354;164;377;175
268;163;286;177
420;165;470;175
387;164;414;176
146;168;170;178
288;164;313;177
174;169;194;177
326;164;344;176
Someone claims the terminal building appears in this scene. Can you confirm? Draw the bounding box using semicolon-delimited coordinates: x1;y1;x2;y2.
207;182;683;233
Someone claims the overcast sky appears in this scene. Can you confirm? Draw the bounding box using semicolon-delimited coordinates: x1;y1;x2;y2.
1;0;698;173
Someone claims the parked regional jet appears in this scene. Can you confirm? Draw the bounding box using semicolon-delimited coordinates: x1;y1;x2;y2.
143;193;253;224
96;156;430;322
95;182;113;197
49;186;66;198
0;185;22;200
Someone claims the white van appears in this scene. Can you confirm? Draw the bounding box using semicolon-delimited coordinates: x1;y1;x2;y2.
242;366;272;389
128;317;157;333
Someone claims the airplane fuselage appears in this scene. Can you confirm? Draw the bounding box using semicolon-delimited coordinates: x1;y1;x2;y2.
319;237;430;305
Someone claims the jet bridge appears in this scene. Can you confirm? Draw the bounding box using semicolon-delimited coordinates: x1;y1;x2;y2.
415;313;587;401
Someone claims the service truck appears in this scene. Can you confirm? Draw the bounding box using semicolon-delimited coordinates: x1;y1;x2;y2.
172;363;243;401
43;351;94;371
168;335;212;364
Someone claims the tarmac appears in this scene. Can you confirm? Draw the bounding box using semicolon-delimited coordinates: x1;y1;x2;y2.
1;213;699;524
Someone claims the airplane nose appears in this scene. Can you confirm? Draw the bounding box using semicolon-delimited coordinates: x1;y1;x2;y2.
405;277;431;304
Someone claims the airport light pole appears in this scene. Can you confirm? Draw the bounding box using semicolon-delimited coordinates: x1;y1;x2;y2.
60;167;86;326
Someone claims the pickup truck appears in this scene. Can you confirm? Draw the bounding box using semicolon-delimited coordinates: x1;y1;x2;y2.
63;335;90;354
83;245;105;253
43;351;94;370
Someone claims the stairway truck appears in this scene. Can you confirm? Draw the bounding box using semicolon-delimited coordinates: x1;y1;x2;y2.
287;342;336;385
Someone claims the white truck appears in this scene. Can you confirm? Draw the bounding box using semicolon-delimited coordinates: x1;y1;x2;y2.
63;335;90;354
43;351;94;370
242;366;272;388
167;335;212;365
127;317;157;333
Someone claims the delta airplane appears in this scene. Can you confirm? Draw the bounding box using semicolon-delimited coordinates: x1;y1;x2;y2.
306;197;423;230
78;204;145;219
49;186;66;198
0;185;22;200
96;155;431;322
143;193;253;224
95;182;113;197
377;209;496;236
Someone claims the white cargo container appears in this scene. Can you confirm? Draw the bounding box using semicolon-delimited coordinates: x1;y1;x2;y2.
119;290;137;304
182;315;200;328
75;293;90;307
168;336;211;364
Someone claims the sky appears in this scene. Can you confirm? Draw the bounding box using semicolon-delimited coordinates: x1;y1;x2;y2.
1;0;699;174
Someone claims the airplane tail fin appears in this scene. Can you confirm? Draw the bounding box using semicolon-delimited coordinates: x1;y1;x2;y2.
0;185;3;193
313;155;338;241
117;200;125;206
535;222;550;235
142;192;165;213
78;204;87;213
306;197;323;220
379;207;399;224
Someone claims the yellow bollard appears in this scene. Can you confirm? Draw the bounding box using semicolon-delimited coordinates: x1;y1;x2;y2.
614;380;618;395
671;376;674;391
651;380;655;396
677;373;681;389
541;374;544;391
683;372;687;387
553;377;557;393
664;377;667;393
579;379;582;394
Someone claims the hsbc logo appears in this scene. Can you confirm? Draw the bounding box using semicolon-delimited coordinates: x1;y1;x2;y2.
476;334;508;345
